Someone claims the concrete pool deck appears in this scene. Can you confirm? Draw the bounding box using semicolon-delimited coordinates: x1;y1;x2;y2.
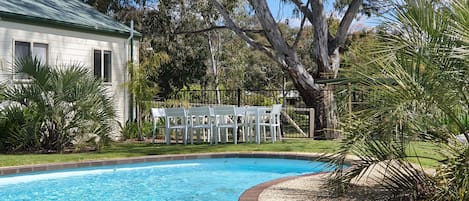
0;152;340;201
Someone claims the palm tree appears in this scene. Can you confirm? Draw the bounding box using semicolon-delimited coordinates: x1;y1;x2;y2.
0;58;116;153
329;0;469;200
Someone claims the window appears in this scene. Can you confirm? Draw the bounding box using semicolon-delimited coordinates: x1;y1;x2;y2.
94;50;112;82
15;41;31;60
14;41;48;79
33;43;48;64
15;41;48;64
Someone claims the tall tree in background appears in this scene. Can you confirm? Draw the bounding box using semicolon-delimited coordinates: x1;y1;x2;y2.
207;0;382;138
81;0;150;15
144;0;209;97
83;0;209;98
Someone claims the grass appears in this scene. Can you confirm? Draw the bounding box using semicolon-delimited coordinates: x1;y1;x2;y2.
0;139;443;168
406;141;443;168
0;139;339;167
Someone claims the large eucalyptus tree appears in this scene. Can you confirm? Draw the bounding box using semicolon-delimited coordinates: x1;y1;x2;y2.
206;0;385;138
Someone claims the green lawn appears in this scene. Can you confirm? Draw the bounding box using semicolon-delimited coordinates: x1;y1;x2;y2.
0;139;443;168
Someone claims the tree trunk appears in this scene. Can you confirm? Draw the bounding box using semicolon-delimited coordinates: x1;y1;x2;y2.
315;85;339;139
316;50;341;139
289;75;339;139
285;51;340;139
207;31;221;104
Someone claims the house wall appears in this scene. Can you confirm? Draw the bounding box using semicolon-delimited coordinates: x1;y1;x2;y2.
0;20;139;132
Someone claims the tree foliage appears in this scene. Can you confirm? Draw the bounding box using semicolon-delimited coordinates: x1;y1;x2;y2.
140;1;211;97
81;0;151;14
126;52;169;140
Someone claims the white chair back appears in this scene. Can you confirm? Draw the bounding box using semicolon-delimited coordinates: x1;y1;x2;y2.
188;106;213;144
212;106;238;144
271;104;282;116
165;107;187;118
164;107;188;145
151;108;165;119
236;107;246;116
188;106;211;117
213;106;236;116
245;106;258;115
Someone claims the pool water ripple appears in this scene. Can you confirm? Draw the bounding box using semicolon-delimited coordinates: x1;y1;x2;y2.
0;158;331;201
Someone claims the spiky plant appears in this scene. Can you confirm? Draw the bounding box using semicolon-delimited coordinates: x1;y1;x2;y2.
329;0;469;200
0;58;116;153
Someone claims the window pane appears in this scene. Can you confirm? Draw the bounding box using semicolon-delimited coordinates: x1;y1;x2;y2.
15;41;31;61
33;43;48;64
94;50;101;79
14;41;31;79
104;51;111;82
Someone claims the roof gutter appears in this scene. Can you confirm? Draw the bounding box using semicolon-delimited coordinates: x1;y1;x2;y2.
0;11;142;38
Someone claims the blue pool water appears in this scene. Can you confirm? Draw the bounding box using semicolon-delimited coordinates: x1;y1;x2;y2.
0;158;331;201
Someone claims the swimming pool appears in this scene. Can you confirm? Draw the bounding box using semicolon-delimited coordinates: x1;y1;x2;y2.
0;157;331;201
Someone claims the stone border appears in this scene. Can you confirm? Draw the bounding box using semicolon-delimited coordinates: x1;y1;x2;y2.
238;175;301;201
0;152;337;201
238;172;329;201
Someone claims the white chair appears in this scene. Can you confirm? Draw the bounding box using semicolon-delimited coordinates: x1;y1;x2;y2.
258;104;282;143
151;108;166;144
212;106;238;144
188;106;213;144
164;108;188;145
238;106;258;143
236;107;248;142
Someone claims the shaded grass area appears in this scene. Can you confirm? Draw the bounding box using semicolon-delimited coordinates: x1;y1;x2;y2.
0;140;443;168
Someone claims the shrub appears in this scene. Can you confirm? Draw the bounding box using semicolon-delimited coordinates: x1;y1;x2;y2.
0;58;116;153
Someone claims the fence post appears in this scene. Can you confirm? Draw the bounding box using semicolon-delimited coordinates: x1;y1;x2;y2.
309;108;315;139
237;88;241;107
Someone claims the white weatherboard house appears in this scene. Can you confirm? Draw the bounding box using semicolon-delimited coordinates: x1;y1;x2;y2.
0;0;140;127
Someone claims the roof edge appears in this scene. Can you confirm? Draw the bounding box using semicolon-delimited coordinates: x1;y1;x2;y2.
0;11;142;38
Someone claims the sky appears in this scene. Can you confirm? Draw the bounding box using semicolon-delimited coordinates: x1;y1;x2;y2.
266;0;379;32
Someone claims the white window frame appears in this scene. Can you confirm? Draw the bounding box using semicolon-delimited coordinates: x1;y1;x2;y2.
93;49;112;83
12;40;49;80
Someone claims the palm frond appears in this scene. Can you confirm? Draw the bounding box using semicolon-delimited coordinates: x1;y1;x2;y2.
330;0;469;199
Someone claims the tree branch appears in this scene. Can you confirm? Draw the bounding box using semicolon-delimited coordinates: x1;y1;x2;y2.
330;0;363;52
208;0;277;62
292;0;310;49
175;26;264;35
290;0;314;23
310;0;330;73
248;0;291;58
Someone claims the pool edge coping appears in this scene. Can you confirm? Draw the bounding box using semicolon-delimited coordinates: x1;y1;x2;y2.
238;172;329;201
